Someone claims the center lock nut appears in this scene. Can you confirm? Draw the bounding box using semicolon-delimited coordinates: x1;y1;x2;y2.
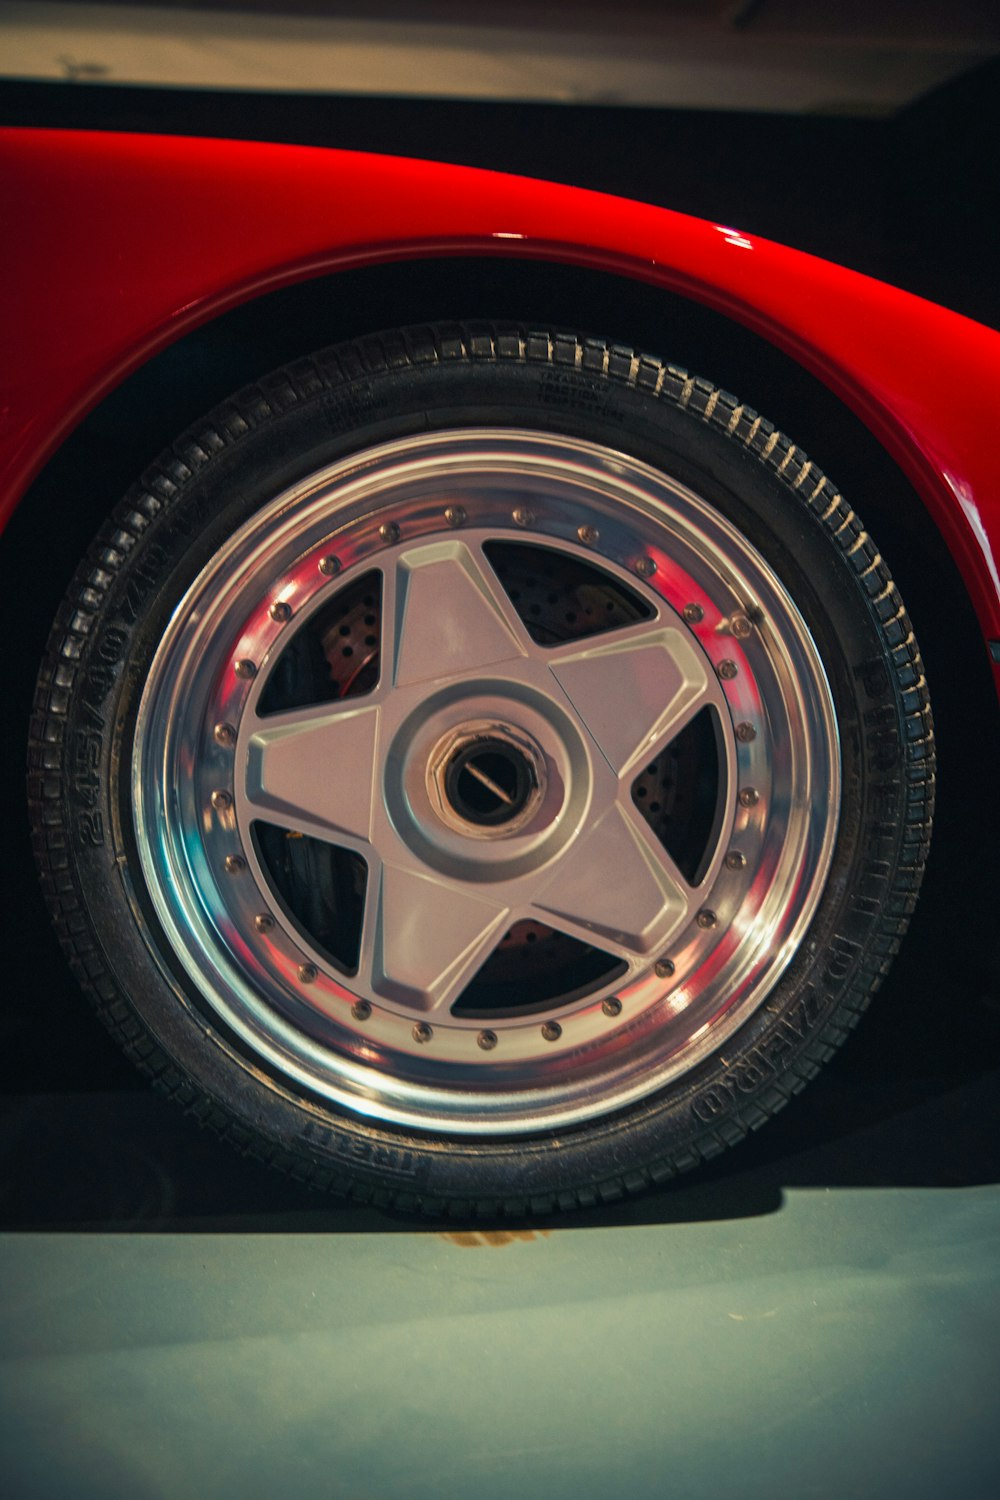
428;721;546;838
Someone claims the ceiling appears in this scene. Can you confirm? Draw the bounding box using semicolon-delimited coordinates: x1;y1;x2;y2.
2;0;998;114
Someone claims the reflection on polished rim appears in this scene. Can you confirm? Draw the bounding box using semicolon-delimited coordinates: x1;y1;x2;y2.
133;430;840;1134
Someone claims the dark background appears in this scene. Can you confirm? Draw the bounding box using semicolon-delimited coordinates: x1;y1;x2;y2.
2;59;1000;1228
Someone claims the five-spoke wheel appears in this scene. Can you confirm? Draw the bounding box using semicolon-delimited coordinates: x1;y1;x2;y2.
135;429;839;1133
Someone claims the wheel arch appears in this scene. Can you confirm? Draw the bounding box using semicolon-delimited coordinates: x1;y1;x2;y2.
5;248;995;727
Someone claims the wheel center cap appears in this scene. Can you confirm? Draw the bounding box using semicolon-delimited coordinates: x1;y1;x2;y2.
427;721;546;838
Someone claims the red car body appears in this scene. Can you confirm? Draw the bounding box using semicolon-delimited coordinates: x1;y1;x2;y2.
1;126;999;696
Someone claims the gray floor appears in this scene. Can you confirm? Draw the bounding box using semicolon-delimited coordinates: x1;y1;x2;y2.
3;1182;999;1499
2;1049;1000;1500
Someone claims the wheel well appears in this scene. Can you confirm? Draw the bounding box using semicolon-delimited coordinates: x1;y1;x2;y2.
5;250;997;842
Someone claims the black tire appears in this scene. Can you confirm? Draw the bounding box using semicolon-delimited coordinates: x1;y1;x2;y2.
29;323;934;1215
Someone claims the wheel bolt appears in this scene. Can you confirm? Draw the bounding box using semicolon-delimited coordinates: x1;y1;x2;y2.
319;555;341;577
298;963;317;983
269;601;293;623
512;506;534;527
602;997;622;1017
735;722;757;743
729;612;753;638
682;603;704;624
413;1022;433;1044
214;722;236;747
234;659;257;680
654;958;675;978
725;850;747;870
635;556;656;578
254;913;274;932
224;854;245;875
541;1021;562;1042
738;787;760;808
351;1000;372;1021
577;524;599;545
717;659;738;680
444;505;466;528
697;908;718;929
379;521;400;544
478;1029;498;1051
210;789;232;812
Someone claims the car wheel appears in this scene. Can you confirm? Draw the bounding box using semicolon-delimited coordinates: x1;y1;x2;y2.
30;323;933;1213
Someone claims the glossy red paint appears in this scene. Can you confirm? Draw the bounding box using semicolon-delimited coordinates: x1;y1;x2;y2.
3;128;999;670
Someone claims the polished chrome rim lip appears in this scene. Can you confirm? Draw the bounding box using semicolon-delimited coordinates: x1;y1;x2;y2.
133;429;840;1135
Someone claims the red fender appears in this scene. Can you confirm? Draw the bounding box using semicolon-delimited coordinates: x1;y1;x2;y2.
2;127;999;684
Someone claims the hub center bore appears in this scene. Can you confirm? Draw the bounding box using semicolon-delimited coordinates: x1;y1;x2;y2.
445;738;534;827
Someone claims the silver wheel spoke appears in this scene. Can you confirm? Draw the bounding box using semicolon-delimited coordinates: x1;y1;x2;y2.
532;803;694;959
244;702;379;844
549;622;713;776
358;862;510;1014
384;538;531;688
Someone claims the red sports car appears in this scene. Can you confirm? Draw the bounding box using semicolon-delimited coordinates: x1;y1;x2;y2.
3;128;998;1213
